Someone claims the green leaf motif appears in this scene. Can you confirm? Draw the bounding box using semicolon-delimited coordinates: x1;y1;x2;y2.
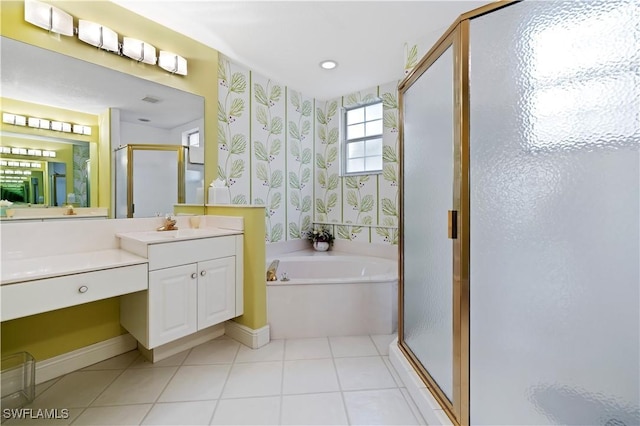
318;126;327;143
327;101;338;119
270;139;281;157
382;217;397;227
289;222;301;239
290;90;300;109
218;100;227;123
337;225;351;239
360;195;374;213
301;215;311;233
301;101;312;117
362;94;376;104
327;174;339;191
269;85;282;102
254;197;265;205
232;194;247;205
318;170;327;188
256;106;268;126
301;168;311;184
383;111;398;130
383;164;398;183
362;216;373;225
270;117;283;135
316;153;326;170
381;92;398;110
327;147;338;163
254;83;268;106
230;134;247;155
347;190;358;207
229;98;244;117
382;145;397;163
270;170;283;188
289;172;300;190
290;191;300;208
316;198;327;214
270;223;283;242
270;192;281;210
230;72;247;93
345;93;359;107
289;121;300;140
327;193;338;209
406;44;419;70
256;163;268;182
254;141;268;162
301;120;311;137
359;175;370;184
218;59;228;82
301;148;312;165
382;198;398;217
290;140;301;158
328;128;339;145
345;177;358;189
230;159;245;178
218;126;227;146
316;108;327;125
217;165;226;180
301;196;312;213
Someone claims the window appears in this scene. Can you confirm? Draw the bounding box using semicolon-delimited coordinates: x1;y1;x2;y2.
342;101;383;175
186;130;200;147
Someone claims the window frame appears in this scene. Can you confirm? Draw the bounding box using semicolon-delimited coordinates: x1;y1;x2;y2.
340;99;384;177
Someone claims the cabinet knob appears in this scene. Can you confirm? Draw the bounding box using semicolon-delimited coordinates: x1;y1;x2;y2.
200;270;207;277
78;285;88;294
191;273;197;279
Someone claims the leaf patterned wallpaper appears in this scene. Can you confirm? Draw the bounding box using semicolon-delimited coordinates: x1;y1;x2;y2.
218;55;398;245
72;144;90;207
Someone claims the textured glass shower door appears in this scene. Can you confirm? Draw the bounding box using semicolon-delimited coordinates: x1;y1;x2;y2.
401;40;456;412
469;1;640;424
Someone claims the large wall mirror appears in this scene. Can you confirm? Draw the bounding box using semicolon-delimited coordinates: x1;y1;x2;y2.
0;36;205;218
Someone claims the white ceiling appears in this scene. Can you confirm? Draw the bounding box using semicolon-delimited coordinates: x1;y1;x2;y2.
111;0;491;100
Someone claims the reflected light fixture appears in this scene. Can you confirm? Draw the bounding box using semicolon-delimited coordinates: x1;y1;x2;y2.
122;37;157;65
320;60;338;70
2;113;27;126
78;20;119;52
24;0;73;36
158;51;188;75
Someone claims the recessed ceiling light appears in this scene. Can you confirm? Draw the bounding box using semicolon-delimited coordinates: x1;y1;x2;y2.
138;118;151;122
320;60;338;70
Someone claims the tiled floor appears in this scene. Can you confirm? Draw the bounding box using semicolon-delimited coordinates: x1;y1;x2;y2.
8;334;426;426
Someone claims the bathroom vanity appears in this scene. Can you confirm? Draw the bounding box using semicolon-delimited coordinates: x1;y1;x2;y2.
117;228;243;349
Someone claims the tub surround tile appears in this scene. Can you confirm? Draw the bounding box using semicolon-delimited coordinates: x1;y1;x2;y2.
141;400;217;425
158;364;230;402
329;336;379;358
211;396;281;425
343;388;420;425
73;404;152;425
283;358;340;394
334;357;397;391
284;337;332;360
281;393;349;425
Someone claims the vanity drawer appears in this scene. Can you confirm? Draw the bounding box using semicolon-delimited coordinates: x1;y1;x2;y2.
1;264;148;322
148;236;236;271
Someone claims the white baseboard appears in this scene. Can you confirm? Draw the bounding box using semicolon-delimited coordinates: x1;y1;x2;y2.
35;334;137;384
224;321;270;349
138;325;225;363
388;338;454;426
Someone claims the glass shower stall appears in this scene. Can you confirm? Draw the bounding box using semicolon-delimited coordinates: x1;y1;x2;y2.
399;1;639;424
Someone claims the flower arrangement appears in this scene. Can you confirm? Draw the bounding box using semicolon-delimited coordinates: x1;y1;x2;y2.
306;226;335;245
0;200;13;207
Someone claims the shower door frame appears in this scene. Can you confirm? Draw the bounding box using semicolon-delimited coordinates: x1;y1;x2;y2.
398;2;517;425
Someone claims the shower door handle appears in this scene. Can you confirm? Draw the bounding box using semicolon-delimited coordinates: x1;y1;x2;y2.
448;210;457;239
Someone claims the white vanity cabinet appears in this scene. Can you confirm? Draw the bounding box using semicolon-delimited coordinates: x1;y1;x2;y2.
118;230;243;349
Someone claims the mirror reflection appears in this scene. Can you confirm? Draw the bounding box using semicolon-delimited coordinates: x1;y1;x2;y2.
0;36;205;217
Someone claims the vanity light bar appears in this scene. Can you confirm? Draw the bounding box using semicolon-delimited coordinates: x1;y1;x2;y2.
0;147;56;158
3;112;91;136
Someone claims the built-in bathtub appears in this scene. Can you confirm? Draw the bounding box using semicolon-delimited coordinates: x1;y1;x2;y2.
266;252;398;339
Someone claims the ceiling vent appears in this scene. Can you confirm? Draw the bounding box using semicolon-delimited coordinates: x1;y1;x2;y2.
141;96;161;104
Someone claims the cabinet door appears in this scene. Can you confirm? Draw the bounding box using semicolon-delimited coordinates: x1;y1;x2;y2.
197;256;236;329
149;264;197;348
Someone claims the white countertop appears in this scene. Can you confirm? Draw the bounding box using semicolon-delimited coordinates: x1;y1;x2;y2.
1;249;148;285
1;214;108;221
116;227;242;244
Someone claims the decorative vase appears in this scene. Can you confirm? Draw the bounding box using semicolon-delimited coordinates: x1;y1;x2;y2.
313;241;330;252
